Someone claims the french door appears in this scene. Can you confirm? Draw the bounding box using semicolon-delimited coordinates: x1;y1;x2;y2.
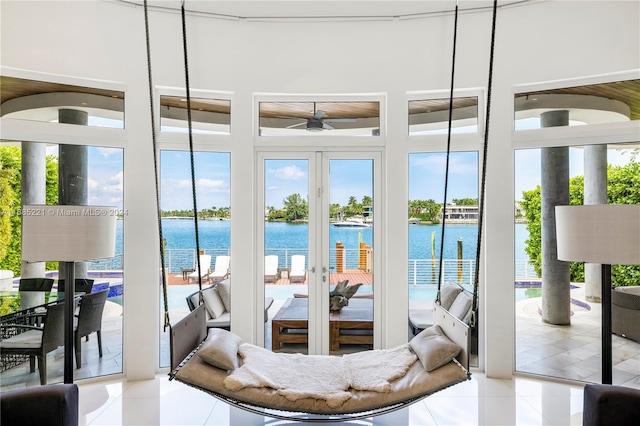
257;151;380;355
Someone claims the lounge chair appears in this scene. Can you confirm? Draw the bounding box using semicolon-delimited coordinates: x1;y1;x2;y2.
264;255;279;283
188;254;212;284
208;255;230;283
289;255;306;283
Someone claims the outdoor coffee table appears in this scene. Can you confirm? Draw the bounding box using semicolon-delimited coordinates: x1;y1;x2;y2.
271;297;373;351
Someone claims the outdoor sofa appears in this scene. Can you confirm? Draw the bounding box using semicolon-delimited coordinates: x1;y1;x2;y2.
186;280;273;329
612;285;640;343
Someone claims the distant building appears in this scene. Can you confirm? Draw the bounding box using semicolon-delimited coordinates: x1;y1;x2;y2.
438;205;479;222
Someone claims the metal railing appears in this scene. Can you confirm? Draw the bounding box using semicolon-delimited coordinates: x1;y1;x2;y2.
152;248;538;284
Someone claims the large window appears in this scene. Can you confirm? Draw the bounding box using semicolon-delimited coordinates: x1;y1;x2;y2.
158;150;231;367
0;142;124;383
514;143;639;384
409;97;478;135
0;76;124;128
258;101;380;137
408;151;479;366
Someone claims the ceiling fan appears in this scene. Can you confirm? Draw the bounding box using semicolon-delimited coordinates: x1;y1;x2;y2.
285;104;356;132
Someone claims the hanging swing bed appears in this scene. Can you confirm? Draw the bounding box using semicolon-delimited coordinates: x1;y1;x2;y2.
147;0;497;422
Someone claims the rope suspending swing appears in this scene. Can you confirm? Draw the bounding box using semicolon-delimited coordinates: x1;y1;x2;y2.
436;0;496;330
145;0;207;330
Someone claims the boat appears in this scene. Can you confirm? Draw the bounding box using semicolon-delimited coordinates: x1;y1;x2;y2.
408;217;421;224
332;218;371;228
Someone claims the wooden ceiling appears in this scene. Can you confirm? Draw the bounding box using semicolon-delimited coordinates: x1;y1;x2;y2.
1;76;639;121
1;76;124;104
515;80;640;121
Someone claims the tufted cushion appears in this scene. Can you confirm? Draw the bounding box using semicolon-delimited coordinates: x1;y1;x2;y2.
198;328;243;370
202;287;226;319
216;281;231;312
409;325;461;372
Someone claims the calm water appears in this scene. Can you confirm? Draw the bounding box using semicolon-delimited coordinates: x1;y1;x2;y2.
104;220;532;273
161;219;530;260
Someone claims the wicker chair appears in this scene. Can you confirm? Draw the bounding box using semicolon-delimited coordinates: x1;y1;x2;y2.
612;286;640;343
0;302;65;384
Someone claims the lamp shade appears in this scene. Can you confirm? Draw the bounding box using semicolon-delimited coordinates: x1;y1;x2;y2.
555;204;640;265
22;205;117;262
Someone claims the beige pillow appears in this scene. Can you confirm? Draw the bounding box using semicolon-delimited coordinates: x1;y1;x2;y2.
202;287;225;319
440;282;462;310
448;291;473;322
198;328;243;370
216;281;231;312
409;325;461;372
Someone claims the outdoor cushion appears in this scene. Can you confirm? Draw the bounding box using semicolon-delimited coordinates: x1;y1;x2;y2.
198;328;243;370
0;330;42;349
440;282;463;310
409;325;461;372
206;312;231;329
202;287;226;319
216;281;231;312
448;291;473;324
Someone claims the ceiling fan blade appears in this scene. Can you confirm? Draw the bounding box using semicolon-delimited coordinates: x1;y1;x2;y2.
324;118;357;123
313;110;326;120
322;122;335;130
285;121;307;129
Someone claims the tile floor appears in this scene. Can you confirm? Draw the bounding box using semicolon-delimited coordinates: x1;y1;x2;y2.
2;283;639;424
76;371;586;425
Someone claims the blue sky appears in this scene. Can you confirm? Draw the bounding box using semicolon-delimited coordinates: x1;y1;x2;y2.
45;142;634;211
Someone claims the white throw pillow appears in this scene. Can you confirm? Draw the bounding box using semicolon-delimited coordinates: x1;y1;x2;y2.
409;325;461;372
202;287;226;319
198;328;243;370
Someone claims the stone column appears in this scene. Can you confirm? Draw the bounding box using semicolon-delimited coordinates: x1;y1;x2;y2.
20;142;47;309
58;109;89;279
584;145;607;302
540;110;571;325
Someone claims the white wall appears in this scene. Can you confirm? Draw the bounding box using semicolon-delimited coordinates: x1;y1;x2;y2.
1;0;638;380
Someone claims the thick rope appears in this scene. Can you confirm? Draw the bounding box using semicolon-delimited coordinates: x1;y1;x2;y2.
436;1;459;303
143;0;171;330
180;1;204;292
470;0;498;327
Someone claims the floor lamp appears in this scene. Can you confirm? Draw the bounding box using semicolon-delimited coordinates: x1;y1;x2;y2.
555;204;640;384
21;205;116;383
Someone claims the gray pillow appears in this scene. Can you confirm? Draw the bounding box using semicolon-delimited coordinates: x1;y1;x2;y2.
202;287;226;319
216;281;231;312
449;291;473;322
198;328;243;370
409;325;461;372
440;282;462;310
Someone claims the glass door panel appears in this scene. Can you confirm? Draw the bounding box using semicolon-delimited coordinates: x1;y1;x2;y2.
327;158;374;355
264;158;310;354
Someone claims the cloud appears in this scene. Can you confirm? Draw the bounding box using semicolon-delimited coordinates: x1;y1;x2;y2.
196;178;229;193
270;165;306;180
96;147;121;158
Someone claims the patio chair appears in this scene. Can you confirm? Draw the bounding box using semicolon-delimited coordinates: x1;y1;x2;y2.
57;278;95;294
0;301;65;385
18;278;54;292
289;255;306;283
74;289;108;368
209;255;230;283
264;255;280;283
188;254;212;284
